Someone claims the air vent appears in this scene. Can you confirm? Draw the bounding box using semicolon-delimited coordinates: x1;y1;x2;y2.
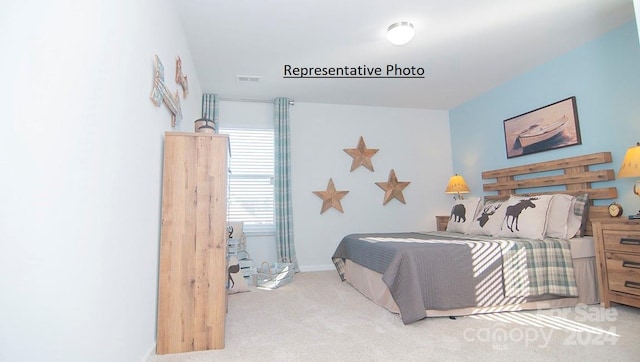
236;75;262;83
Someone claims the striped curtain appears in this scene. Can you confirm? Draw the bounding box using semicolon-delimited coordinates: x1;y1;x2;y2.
274;98;299;271
201;93;219;132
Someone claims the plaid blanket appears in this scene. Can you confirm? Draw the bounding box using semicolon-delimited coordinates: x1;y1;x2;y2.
422;232;578;297
499;238;578;297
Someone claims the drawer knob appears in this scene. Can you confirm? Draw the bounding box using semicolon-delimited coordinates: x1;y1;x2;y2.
620;238;640;246
624;281;640;290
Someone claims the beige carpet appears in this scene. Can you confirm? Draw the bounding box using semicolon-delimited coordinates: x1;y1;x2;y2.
148;271;640;361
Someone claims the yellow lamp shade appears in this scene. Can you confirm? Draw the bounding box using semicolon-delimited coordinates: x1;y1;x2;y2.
445;174;470;195
618;142;640;201
618;142;640;178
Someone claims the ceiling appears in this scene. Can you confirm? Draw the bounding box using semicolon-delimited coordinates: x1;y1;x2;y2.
174;0;635;110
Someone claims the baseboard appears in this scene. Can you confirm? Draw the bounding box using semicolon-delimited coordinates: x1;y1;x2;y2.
299;264;335;272
141;341;156;362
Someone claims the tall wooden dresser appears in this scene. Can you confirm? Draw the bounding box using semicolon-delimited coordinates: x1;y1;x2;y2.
156;132;229;354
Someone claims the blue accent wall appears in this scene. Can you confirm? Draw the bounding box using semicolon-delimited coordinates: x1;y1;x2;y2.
450;22;640;211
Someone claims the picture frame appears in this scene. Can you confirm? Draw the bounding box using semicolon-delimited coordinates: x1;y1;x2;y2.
503;96;581;159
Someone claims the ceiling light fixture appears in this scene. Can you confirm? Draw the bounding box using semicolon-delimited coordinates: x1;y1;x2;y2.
386;21;415;45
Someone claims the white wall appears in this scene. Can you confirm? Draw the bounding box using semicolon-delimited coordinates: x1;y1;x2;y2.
291;103;452;270
0;1;201;361
635;0;640;44
0;2;452;359
217;101;452;271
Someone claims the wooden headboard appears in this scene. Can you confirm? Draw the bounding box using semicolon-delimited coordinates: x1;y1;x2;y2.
481;152;617;236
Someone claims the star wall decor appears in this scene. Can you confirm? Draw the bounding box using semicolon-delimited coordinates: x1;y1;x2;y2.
312;178;350;214
375;169;411;205
343;136;379;172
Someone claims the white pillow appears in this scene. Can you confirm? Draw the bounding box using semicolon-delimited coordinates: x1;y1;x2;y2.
467;199;506;236
497;195;554;239
446;197;482;234
545;194;574;238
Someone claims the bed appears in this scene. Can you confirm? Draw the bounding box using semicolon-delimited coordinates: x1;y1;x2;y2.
332;152;617;324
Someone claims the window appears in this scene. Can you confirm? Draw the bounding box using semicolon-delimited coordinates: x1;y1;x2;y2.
219;128;274;234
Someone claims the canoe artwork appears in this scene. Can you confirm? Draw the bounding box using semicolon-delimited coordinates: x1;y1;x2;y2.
514;115;568;148
503;97;581;158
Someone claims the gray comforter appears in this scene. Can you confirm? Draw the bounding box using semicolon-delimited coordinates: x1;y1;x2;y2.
331;231;577;324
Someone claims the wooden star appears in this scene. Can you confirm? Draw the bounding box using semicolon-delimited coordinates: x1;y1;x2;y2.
343;136;379;172
375;169;411;205
312;178;350;214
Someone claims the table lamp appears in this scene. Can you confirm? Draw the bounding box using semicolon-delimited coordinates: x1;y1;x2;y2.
445;174;470;200
618;142;640;218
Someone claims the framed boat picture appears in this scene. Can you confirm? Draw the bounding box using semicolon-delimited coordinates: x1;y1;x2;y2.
503;96;581;159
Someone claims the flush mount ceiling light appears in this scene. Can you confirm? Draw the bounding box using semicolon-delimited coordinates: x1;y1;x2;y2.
386;21;415;45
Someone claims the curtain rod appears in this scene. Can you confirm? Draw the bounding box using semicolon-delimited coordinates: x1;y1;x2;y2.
219;97;295;106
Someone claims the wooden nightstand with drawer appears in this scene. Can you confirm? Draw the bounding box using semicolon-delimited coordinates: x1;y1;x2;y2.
592;218;640;309
436;215;449;232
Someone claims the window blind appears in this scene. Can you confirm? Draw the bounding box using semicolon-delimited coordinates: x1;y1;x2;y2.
220;128;275;234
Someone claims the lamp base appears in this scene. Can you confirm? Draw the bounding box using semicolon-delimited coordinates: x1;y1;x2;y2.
629;181;640;219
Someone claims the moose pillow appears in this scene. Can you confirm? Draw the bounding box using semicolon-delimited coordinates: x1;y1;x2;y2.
446;197;481;234
496;195;554;239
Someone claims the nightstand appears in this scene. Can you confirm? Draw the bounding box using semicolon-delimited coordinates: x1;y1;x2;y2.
436;215;449;231
592;218;640;309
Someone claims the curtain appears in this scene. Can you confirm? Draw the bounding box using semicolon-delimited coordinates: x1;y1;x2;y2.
201;93;219;132
274;98;299;271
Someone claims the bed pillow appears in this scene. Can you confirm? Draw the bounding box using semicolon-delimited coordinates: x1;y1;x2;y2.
467;199;507;236
496;194;554;239
567;193;589;238
545;194;574;238
228;256;249;294
446;197;482;234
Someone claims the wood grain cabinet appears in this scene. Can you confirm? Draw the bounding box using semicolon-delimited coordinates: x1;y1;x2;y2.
156;132;229;354
592;218;640;309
